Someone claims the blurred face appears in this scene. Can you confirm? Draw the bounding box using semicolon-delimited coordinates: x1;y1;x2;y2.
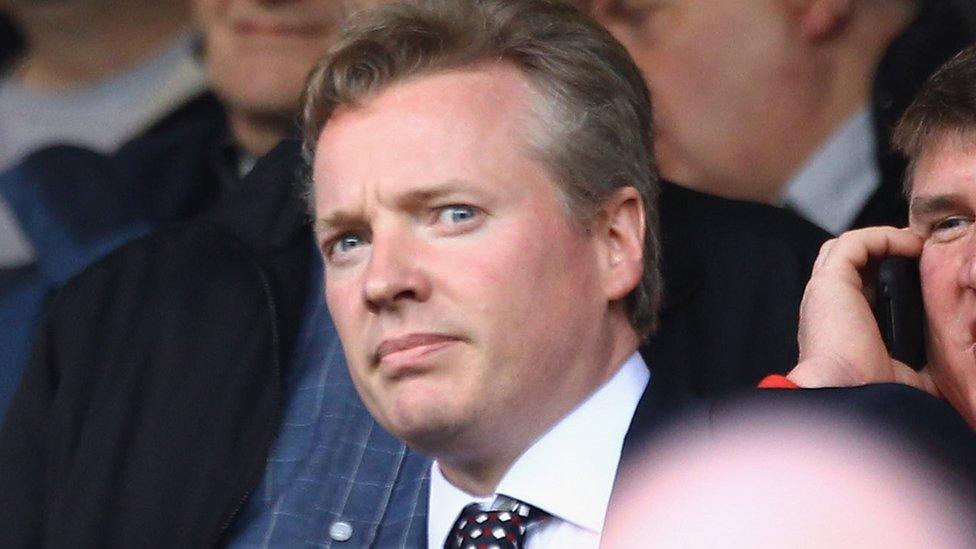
593;0;817;201
910;136;976;426
194;0;345;119
313;65;619;464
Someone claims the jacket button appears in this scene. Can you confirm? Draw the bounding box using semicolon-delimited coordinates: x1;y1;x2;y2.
329;520;354;542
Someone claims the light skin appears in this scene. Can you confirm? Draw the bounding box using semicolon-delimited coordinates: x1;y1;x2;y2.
589;0;916;203
1;0;192;90
313;64;645;496
791;135;976;429
193;0;350;155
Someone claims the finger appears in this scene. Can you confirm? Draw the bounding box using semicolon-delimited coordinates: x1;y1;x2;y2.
812;238;836;270
816;226;923;276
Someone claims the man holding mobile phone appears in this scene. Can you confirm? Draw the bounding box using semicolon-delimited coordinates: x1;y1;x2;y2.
786;44;976;430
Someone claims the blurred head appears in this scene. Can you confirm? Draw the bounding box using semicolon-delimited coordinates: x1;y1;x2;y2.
303;0;659;487
586;0;917;203
194;0;357;153
605;406;975;547
897;45;976;427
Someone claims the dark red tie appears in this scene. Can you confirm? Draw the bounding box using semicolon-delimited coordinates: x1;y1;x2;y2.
444;495;549;549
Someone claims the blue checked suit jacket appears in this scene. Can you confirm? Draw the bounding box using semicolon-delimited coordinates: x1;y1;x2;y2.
226;277;431;548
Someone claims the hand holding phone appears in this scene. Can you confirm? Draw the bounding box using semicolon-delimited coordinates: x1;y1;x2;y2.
873;257;926;370
790;227;934;392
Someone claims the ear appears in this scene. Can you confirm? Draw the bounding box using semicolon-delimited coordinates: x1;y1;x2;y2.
789;0;854;43
595;186;645;302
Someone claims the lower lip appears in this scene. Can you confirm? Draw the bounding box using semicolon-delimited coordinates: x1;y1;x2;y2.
378;340;458;374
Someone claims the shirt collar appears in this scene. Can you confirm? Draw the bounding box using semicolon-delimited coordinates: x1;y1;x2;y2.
780;108;880;235
428;352;650;546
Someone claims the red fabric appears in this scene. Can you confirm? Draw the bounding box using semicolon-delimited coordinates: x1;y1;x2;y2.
757;374;800;389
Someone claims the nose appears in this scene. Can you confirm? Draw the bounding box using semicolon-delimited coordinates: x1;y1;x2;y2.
362;232;431;312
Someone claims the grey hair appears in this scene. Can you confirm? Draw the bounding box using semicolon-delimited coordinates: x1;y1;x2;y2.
301;0;662;338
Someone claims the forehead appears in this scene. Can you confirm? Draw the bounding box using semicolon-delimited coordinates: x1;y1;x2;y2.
911;136;976;198
313;64;542;205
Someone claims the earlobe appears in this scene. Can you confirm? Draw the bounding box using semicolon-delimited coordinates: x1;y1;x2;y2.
793;0;853;43
599;187;646;301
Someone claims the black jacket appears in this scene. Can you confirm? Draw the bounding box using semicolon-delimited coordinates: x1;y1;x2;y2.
0;140;313;547
646;183;828;395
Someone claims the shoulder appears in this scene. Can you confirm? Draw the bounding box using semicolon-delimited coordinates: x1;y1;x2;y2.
658;181;829;261
714;384;976;480
43;139;313;374
44;222;277;366
717;384;971;431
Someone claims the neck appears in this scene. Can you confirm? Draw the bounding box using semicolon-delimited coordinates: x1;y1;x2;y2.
761;0;919;201
10;1;191;90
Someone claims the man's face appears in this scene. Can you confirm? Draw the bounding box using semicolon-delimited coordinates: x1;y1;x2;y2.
910;136;976;425
313;65;621;462
194;0;345;118
592;0;817;201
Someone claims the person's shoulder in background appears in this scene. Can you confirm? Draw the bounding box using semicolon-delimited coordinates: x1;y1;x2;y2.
644;182;830;397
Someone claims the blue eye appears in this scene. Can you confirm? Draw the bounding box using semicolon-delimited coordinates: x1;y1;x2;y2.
438;205;477;224
329;233;365;256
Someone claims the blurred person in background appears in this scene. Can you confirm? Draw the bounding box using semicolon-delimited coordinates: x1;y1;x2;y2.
604;407;975;548
0;0;207;266
0;0;347;425
587;0;976;235
0;0;204;170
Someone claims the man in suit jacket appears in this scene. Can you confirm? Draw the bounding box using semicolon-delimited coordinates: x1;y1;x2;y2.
302;1;855;546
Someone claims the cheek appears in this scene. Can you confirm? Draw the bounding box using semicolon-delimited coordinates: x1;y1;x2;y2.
324;274;362;342
919;248;968;355
480;225;597;321
920;249;955;315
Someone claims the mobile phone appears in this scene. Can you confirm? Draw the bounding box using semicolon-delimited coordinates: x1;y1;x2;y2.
873;256;926;370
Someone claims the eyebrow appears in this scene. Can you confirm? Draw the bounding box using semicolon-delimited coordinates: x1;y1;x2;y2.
314;212;361;237
314;179;483;234
909;193;964;219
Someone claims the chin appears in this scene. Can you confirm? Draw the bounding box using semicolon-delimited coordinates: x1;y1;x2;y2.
379;387;467;452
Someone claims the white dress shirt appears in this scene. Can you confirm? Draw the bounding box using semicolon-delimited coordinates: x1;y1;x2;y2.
428;352;650;548
780;108;881;235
